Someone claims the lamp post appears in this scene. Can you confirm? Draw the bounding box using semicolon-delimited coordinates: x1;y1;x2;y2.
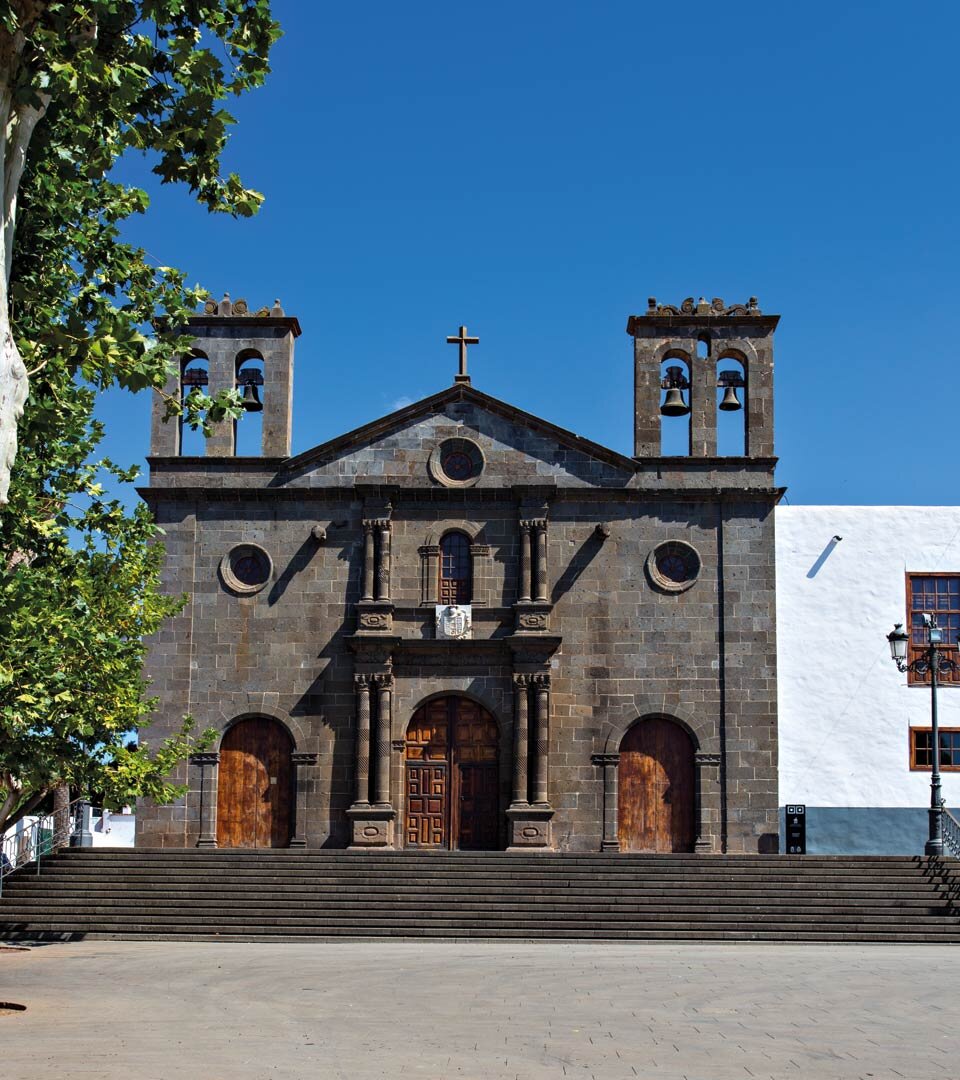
887;616;959;857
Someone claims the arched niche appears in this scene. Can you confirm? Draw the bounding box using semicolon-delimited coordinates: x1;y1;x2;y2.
234;349;265;456
659;351;692;456
179;351;209;456
716;351;747;456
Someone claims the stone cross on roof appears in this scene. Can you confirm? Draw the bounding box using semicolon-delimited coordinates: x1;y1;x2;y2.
446;325;479;385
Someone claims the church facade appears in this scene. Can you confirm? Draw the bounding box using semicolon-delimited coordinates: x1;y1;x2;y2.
136;296;781;854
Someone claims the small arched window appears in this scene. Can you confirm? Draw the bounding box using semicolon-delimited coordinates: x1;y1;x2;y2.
439;532;472;604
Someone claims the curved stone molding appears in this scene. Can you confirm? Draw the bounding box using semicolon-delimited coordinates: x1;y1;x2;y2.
219;543;272;595
427;437;485;488
645;540;702;594
601;697;713;756
214;704;310;751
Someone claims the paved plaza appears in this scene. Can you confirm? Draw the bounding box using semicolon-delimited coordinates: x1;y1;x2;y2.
1;940;957;1079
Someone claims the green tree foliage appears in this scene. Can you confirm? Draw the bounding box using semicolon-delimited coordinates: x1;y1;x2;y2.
0;0;280;835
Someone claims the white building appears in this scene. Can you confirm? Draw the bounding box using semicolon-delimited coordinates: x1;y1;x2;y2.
777;506;960;853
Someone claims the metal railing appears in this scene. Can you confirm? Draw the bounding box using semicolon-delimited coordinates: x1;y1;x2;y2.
0;798;92;897
944;807;960;859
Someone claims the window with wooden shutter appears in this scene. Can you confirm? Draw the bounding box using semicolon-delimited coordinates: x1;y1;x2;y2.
439;532;472;605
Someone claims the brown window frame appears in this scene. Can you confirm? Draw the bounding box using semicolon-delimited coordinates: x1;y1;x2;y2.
905;572;960;687
909;726;960;771
438;531;472;605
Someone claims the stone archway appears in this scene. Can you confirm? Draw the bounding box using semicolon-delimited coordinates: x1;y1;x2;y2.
404;696;500;850
216;716;294;848
617;716;695;853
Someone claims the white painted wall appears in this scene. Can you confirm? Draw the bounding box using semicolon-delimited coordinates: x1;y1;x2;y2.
776;506;960;808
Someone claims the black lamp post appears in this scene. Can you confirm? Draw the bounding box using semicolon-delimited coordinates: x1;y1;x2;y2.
887;616;959;856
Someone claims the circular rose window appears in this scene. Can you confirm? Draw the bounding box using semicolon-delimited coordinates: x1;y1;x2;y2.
220;544;272;595
428;437;484;488
646;540;701;594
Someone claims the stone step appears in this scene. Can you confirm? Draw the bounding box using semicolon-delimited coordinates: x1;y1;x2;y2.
3;851;958;944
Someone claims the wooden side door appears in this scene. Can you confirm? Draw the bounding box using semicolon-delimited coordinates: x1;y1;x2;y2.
404;699;452;848
216;718;293;849
618;717;694;853
457;764;499;850
405;762;448;847
452;698;500;851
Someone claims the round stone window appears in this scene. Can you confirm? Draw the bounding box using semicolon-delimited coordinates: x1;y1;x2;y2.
220;544;272;595
646;540;701;594
428;437;484;488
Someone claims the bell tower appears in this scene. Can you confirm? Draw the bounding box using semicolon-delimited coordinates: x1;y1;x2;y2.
150;293;302;458
627;296;778;461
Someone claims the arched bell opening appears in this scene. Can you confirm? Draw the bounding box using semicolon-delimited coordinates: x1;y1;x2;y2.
617;716;696;853
216;716;294;848
179;352;209;456
404;695;500;850
234;350;265;456
716;353;746;456
659;354;692;455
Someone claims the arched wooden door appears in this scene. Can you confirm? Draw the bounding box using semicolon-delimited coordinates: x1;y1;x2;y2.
216;717;293;848
405;697;499;850
618;717;695;853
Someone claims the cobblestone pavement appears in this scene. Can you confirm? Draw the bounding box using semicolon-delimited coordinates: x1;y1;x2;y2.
1;940;957;1079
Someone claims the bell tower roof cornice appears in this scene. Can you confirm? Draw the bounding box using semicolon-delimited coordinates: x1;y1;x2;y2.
627;296;779;334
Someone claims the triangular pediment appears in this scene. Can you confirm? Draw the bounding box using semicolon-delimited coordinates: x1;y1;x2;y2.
280;384;636;489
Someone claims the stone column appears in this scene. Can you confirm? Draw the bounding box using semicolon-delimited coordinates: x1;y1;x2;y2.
353;675;371;806
510;674;530;806
374;673;393;808
693;752;721;853
375;520;391;602
419;545;440;605
592;753;620;852
191;752;220;848
290;751;318;848
362;522;376;601
533;521;548;603
532;673;551;807
519;522;532;602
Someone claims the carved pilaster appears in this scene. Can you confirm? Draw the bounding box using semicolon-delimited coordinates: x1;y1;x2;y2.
592;753;621;852
362;522;376;602
470;543;490;606
694;752;722;853
373;673;393;808
419;545;440;605
518;521;533;602
532;672;551;808
352;674;371;807
510;673;530;807
290;752;318;848
190;752;220;848
533;520;548;603
374;519;391;602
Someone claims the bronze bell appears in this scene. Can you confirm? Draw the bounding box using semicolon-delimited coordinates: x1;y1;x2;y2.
661;387;690;417
241;382;263;412
718;385;742;411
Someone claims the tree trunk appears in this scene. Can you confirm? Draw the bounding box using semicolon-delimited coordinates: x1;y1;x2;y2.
52;782;70;849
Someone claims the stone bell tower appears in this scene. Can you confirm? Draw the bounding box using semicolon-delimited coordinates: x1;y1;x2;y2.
627;296;778;461
150;293;302;458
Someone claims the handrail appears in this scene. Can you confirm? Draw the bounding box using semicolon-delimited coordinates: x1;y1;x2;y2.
944;806;960;858
0;797;92;897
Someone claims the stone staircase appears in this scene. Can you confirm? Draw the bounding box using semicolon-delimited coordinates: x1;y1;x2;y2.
2;850;960;943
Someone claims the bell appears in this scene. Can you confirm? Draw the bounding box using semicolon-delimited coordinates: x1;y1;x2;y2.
660;387;690;417
718;385;742;412
241;382;263;412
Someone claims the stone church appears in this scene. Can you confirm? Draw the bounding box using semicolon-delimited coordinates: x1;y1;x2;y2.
136;296;780;854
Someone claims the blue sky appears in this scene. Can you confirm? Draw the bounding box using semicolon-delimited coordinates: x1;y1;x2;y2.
97;0;959;505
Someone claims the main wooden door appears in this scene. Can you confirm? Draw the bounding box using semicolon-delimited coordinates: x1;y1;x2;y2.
405;697;499;849
216;717;293;848
618;717;695;853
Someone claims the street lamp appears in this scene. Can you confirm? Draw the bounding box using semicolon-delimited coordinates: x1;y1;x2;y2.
887;615;959;856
